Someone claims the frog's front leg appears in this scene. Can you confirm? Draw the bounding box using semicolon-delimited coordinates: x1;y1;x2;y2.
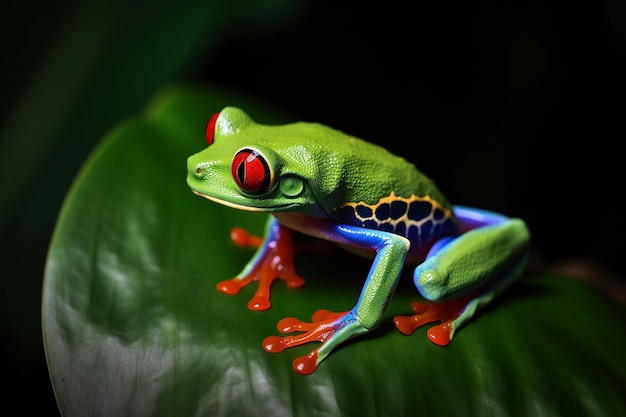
263;218;410;375
394;206;530;345
217;216;305;310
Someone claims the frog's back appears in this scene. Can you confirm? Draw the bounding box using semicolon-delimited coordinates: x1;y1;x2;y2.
291;124;460;259
280;122;450;206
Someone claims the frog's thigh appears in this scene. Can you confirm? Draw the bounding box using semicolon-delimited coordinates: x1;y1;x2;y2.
414;219;529;302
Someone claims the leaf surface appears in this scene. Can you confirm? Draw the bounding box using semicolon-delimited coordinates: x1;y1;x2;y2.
43;84;626;417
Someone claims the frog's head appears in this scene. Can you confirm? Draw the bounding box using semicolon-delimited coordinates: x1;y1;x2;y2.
186;107;333;215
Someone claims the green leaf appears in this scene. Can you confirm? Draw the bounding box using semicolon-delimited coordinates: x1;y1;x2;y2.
43;84;626;417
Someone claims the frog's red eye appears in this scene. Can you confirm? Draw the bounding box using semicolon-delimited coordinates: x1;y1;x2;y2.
205;112;220;145
232;148;273;195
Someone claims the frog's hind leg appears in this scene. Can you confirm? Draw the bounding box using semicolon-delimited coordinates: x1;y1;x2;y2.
395;252;529;345
446;250;529;340
394;206;530;345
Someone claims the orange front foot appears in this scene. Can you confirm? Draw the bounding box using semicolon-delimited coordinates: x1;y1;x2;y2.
263;309;350;375
216;221;305;311
229;227;264;248
393;292;476;346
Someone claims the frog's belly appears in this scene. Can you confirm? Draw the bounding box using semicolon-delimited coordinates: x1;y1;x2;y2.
335;242;427;265
274;212;448;265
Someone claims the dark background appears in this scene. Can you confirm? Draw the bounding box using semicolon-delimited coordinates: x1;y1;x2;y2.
1;0;624;414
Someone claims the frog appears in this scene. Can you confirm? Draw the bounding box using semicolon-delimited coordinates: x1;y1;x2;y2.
186;107;530;375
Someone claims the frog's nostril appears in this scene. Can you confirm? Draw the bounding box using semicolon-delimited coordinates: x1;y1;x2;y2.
195;167;203;176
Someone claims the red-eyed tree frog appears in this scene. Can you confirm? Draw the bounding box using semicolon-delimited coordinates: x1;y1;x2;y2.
186;107;530;375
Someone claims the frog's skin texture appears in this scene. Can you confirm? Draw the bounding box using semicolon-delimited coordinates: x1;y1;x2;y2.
186;107;530;375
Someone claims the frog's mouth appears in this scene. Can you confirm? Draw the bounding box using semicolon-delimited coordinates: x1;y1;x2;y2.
191;190;299;212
